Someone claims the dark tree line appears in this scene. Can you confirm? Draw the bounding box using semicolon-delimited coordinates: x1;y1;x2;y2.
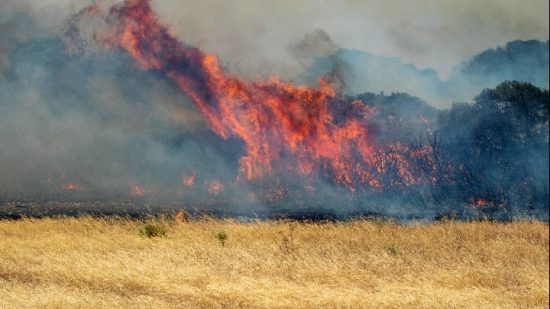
350;81;548;219
437;81;548;218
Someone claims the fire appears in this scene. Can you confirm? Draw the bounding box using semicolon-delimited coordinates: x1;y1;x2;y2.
469;197;492;208
87;0;433;191
181;172;195;187
420;115;429;126
62;183;82;191
130;184;150;197
174;210;185;222
207;179;223;195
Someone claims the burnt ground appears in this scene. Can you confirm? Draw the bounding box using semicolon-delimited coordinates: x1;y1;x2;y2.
1;196;540;222
0;197;378;221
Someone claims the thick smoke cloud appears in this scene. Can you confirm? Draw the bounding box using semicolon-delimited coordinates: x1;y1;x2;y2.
2;0;548;79
4;0;546;108
0;37;242;201
301;40;549;106
0;0;548;219
150;0;549;80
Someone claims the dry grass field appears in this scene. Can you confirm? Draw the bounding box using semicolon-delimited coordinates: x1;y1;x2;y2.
0;216;548;308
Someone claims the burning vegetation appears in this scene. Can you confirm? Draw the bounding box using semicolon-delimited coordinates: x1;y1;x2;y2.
96;0;427;191
87;0;440;195
0;2;548;307
0;0;547;220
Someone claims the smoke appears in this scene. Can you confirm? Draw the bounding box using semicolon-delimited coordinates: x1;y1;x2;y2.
2;0;548;78
289;29;338;68
0;0;547;219
300;40;549;107
0;37;242;201
148;0;549;79
3;0;545;108
0;1;90;49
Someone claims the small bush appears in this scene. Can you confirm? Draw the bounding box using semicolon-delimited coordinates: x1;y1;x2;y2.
215;230;228;246
385;243;400;256
140;223;167;238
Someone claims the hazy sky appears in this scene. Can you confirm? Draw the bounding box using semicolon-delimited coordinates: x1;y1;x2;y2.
1;0;549;78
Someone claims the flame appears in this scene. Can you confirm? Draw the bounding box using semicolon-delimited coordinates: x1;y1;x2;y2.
90;0;433;191
207;179;223;195
174;210;185;222
181;172;196;187
468;197;493;208
420;115;429;126
130;184;150;196
62;183;82;191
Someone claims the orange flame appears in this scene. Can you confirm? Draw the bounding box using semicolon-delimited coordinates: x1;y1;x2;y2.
181;172;196;187
130;184;150;196
93;0;433;190
468;197;493;208
174;210;185;222
420;115;429;126
62;183;82;191
207;179;223;195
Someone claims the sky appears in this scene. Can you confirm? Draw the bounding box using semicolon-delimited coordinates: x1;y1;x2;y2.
1;0;548;79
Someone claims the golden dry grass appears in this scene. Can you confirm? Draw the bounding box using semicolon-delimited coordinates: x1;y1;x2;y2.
0;216;547;308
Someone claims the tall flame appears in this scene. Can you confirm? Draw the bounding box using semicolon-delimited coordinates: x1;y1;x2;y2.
94;0;429;190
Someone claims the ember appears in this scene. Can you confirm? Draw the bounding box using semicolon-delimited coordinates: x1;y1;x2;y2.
130;184;150;197
62;183;82;191
181;172;196;187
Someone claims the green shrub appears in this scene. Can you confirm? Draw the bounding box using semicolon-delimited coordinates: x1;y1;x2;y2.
385;243;400;256
215;230;228;246
140;223;167;238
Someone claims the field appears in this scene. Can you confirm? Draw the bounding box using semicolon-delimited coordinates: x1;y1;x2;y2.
0;216;548;308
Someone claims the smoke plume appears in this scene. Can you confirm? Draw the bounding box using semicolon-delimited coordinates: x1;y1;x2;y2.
0;0;547;219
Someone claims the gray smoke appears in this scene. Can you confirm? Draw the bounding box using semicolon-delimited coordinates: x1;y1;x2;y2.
0;37;242;200
300;40;549;107
0;0;547;219
2;0;548;79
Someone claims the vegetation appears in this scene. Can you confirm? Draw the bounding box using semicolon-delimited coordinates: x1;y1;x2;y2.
452;40;549;89
215;230;228;246
139;223;167;238
436;81;549;217
0;216;547;308
354;81;549;220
